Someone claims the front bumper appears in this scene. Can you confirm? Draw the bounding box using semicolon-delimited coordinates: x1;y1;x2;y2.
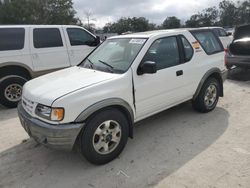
18;103;84;151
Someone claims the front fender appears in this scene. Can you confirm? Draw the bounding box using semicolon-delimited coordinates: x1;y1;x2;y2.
75;98;134;122
75;98;135;138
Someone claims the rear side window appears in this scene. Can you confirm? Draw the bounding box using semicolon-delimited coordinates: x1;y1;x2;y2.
180;36;193;62
0;28;25;51
192;31;223;55
67;28;95;46
33;28;63;48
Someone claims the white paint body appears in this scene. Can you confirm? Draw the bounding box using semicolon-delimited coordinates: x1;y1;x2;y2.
0;25;97;74
22;29;226;124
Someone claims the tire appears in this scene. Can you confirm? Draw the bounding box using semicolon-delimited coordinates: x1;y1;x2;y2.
192;78;220;113
0;76;27;108
79;108;129;165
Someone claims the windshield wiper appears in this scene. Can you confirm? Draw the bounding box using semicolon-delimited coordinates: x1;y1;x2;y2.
86;58;94;69
98;60;114;70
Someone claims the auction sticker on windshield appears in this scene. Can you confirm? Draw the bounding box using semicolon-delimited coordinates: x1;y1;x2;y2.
129;39;147;44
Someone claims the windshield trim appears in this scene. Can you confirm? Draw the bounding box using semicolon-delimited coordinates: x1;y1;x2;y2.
78;37;148;74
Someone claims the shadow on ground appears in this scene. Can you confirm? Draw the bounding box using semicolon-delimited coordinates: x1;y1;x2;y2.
228;68;250;82
0;103;229;188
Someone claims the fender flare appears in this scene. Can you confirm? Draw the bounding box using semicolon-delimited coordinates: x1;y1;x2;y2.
0;75;28;83
75;98;135;138
0;62;33;77
193;68;224;100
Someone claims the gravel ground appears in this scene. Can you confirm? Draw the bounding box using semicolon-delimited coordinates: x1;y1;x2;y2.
0;68;250;188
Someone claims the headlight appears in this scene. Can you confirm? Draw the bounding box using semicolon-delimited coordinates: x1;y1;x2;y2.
35;104;64;121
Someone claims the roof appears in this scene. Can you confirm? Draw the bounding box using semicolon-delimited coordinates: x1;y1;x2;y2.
109;27;212;39
0;25;84;28
110;29;188;39
199;26;223;29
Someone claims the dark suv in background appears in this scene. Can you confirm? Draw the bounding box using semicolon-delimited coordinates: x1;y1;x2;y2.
225;24;250;70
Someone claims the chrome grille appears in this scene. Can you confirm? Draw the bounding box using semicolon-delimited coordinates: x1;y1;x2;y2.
22;97;36;115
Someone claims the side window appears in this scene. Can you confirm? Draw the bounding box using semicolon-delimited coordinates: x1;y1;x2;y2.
213;29;220;37
67;28;95;46
33;28;63;48
180;36;193;62
219;29;227;37
0;28;25;51
143;37;180;70
192;31;223;55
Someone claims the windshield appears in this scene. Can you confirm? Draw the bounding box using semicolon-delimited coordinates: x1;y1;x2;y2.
79;38;147;73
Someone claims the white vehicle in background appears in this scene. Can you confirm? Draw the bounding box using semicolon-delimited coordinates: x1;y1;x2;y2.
0;25;100;108
18;28;227;165
202;27;233;49
224;27;235;36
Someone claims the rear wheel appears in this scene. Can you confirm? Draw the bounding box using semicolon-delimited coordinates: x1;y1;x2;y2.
0;76;27;108
79;108;129;165
192;78;220;113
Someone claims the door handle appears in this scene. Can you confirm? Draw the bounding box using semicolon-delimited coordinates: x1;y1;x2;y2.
176;70;183;76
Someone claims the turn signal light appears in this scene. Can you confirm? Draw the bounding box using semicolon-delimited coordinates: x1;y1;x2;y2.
51;108;64;121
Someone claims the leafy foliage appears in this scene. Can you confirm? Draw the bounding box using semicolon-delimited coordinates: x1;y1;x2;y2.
238;0;250;25
0;0;81;25
219;0;239;26
0;0;250;32
103;17;155;34
186;7;219;27
162;16;181;29
186;0;250;27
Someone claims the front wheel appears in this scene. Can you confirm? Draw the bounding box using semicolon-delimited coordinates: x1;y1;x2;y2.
192;78;220;113
0;76;27;108
79;108;129;165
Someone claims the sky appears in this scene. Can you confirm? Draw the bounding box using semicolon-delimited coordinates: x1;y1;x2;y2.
73;0;237;28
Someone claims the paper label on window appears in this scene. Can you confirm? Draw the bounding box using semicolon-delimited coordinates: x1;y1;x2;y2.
129;39;146;44
192;41;200;49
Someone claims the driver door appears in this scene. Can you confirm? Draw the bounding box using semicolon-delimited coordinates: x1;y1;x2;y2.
134;36;192;120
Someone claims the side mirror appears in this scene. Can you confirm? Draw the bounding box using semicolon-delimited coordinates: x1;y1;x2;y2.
137;61;157;75
95;36;101;46
86;36;101;46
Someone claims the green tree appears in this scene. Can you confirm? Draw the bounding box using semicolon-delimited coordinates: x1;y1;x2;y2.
0;0;81;25
185;14;201;27
103;17;154;34
131;17;151;32
162;16;181;29
186;7;219;27
219;0;239;27
200;7;219;26
237;0;250;25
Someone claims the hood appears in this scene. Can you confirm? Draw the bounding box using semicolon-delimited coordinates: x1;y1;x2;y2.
23;67;117;106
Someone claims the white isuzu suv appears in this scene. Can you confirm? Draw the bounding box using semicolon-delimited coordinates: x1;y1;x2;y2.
0;25;100;108
18;28;227;165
